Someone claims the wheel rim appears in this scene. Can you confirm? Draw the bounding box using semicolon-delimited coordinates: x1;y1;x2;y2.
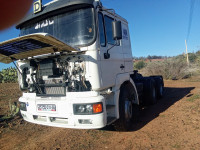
125;100;133;121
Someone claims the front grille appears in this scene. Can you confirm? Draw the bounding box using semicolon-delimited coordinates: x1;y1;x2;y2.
45;86;65;95
37;79;66;96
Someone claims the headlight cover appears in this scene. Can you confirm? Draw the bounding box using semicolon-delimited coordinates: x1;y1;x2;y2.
73;102;103;115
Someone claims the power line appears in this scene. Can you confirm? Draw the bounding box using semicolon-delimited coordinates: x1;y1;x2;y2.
186;0;195;42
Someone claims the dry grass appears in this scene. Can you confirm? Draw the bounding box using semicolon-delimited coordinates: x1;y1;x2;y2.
141;58;200;80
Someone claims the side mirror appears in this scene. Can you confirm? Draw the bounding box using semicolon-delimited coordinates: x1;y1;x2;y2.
112;21;122;40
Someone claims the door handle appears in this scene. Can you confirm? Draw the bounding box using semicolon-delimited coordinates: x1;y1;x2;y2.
120;64;125;69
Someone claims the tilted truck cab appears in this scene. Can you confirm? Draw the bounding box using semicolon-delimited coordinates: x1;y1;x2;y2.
0;0;164;131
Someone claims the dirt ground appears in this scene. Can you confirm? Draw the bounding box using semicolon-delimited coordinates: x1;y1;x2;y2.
0;79;200;150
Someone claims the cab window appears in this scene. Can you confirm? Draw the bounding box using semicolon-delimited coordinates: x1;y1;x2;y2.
98;13;106;47
104;16;115;45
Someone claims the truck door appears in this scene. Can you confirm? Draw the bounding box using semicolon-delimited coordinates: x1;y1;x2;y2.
98;12;125;89
121;23;133;73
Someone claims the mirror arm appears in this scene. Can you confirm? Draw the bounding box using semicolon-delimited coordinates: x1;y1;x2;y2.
104;41;119;59
98;8;116;19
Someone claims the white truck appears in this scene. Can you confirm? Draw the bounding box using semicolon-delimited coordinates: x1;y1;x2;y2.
0;0;164;131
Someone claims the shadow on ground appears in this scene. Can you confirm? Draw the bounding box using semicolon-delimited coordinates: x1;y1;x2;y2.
102;87;195;131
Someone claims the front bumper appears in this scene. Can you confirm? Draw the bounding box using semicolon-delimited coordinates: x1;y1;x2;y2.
19;92;107;129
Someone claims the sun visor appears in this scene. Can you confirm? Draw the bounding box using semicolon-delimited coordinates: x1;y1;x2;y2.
0;33;80;64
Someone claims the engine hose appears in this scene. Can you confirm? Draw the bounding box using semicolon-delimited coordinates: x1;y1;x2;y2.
82;76;87;89
31;74;42;94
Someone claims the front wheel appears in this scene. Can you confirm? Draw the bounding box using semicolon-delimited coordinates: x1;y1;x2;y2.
113;83;139;131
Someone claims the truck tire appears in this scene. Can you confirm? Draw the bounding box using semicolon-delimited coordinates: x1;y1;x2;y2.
113;83;139;131
143;78;157;105
155;78;164;99
151;76;164;99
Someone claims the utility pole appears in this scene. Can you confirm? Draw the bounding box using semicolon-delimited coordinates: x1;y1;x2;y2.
185;40;190;65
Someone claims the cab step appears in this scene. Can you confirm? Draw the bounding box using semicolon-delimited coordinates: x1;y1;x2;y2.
107;117;117;125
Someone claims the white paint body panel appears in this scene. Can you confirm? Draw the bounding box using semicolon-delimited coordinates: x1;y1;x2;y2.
19;92;107;129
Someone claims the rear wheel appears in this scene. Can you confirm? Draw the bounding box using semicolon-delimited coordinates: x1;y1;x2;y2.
114;83;139;131
143;78;157;105
155;77;164;99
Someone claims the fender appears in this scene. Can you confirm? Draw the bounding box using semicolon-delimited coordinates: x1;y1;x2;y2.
113;73;139;119
114;73;130;91
129;77;140;105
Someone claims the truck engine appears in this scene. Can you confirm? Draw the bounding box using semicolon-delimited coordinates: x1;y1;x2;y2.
18;55;91;96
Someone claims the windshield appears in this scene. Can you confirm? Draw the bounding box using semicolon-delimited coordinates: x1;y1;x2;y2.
20;7;96;47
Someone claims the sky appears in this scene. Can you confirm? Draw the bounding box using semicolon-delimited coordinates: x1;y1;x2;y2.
0;0;200;70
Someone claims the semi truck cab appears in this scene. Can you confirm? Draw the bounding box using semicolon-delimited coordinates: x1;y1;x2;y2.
0;0;164;131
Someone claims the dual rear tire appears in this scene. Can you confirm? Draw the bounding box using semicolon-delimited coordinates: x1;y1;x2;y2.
143;77;164;105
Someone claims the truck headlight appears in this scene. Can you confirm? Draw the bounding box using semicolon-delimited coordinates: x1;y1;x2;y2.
73;103;103;115
20;102;27;111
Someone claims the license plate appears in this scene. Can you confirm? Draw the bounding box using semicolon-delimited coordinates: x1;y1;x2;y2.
37;104;56;112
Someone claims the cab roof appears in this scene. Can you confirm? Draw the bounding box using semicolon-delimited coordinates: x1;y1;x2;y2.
16;0;95;29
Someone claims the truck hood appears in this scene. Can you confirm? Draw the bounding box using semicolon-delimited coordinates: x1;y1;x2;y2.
0;33;80;64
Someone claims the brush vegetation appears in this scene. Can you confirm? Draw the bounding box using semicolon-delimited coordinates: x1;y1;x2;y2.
0;67;18;83
135;52;200;80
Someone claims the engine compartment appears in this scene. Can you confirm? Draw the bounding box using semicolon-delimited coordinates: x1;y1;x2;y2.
18;55;91;96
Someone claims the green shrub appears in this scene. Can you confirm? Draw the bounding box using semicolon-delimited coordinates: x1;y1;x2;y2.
0;73;3;83
134;61;146;70
188;53;197;63
0;67;18;83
